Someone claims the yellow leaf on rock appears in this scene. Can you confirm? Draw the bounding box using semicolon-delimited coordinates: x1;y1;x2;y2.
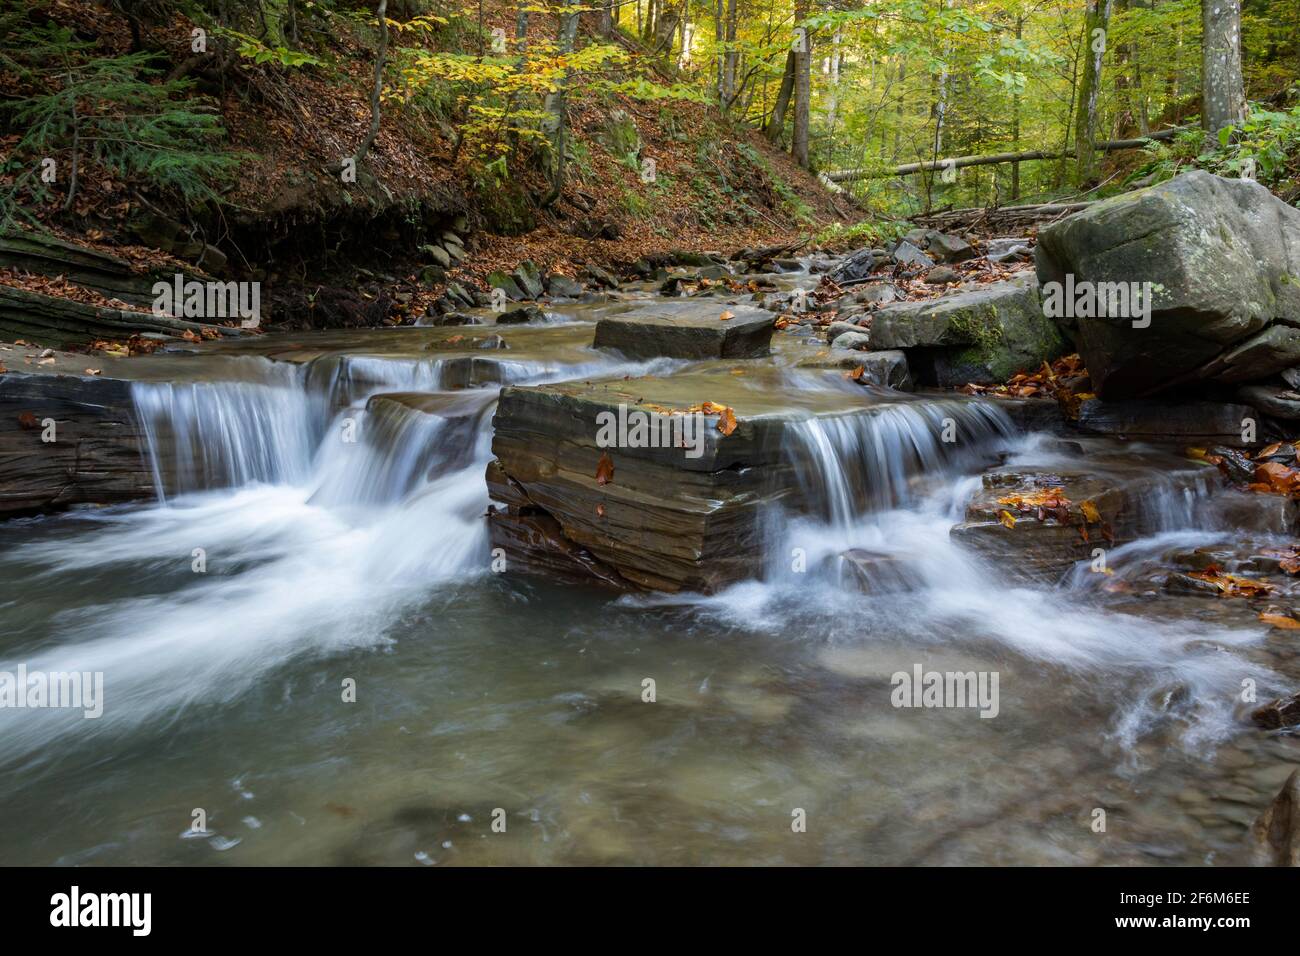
1080;500;1101;523
716;406;738;436
1260;611;1300;629
998;510;1017;529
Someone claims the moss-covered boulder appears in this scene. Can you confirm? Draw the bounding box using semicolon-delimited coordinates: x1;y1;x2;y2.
866;275;1068;386
1035;170;1300;399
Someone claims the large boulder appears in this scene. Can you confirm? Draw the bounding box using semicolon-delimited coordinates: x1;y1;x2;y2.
593;301;775;360
867;275;1069;386
1035;170;1300;399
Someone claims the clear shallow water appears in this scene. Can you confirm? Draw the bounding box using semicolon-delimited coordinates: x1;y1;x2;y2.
1;290;1299;865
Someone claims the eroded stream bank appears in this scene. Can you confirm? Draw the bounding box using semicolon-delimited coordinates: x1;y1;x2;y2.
2;178;1300;865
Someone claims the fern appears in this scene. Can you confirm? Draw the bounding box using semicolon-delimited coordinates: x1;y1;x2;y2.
0;14;242;229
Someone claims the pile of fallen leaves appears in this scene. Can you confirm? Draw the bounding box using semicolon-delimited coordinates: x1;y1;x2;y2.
962;353;1094;417
85;334;164;357
1192;441;1300;498
994;484;1114;543
1185;566;1275;598
0;268;151;314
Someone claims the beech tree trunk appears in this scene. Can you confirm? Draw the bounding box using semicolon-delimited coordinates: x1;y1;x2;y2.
792;0;811;168
767;50;795;143
1201;0;1247;133
1074;0;1112;183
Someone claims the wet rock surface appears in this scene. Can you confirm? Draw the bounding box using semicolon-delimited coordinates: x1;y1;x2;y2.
951;444;1220;580
1250;769;1300;866
592;300;775;360
0;371;160;515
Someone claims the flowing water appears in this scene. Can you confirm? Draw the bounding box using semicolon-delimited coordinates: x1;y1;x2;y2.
1;281;1298;866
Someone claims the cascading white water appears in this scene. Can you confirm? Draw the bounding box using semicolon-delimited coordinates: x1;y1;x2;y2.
784;398;1017;522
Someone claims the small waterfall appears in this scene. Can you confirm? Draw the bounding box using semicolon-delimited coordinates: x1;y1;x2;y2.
133;366;318;498
784;397;1017;524
309;392;496;507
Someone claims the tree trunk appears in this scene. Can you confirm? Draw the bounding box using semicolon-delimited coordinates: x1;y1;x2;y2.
723;0;738;110
354;0;389;165
542;0;581;205
1011;15;1023;200
825;29;842;137
792;0;811;168
767;49;795;144
1074;0;1112;183
1201;0;1247;133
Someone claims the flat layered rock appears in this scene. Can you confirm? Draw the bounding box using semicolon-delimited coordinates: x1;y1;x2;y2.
592;300;775;360
950;447;1220;580
0;284;246;349
1076;398;1261;447
487;366;975;592
0;370;161;515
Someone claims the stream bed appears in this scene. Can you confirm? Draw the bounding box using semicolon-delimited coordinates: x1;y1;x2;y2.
1;273;1298;866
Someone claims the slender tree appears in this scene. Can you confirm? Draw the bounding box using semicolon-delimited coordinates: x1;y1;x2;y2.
1201;0;1247;133
792;0;811;167
1074;0;1112;183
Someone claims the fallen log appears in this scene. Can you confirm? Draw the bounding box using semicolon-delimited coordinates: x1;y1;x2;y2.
913;201;1095;231
825;128;1185;183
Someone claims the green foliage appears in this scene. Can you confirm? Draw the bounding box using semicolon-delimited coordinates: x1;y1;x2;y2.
0;15;240;229
816;218;911;248
1127;101;1300;192
214;27;323;69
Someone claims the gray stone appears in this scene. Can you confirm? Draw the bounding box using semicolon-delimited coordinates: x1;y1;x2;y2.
486;271;526;301
421;244;452;268
891;240;935;269
854;350;913;390
593;301;775;360
545;274;584;298
830;330;871;351
1238;384;1300;421
829;248;884;284
985;237;1033;263
1035;170;1300;399
582;264;620;289
1207;324;1300;383
825;320;864;342
868;275;1069;386
854;283;901;307
497;305;545;325
511;261;545;299
925;266;960;285
925;230;975;263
